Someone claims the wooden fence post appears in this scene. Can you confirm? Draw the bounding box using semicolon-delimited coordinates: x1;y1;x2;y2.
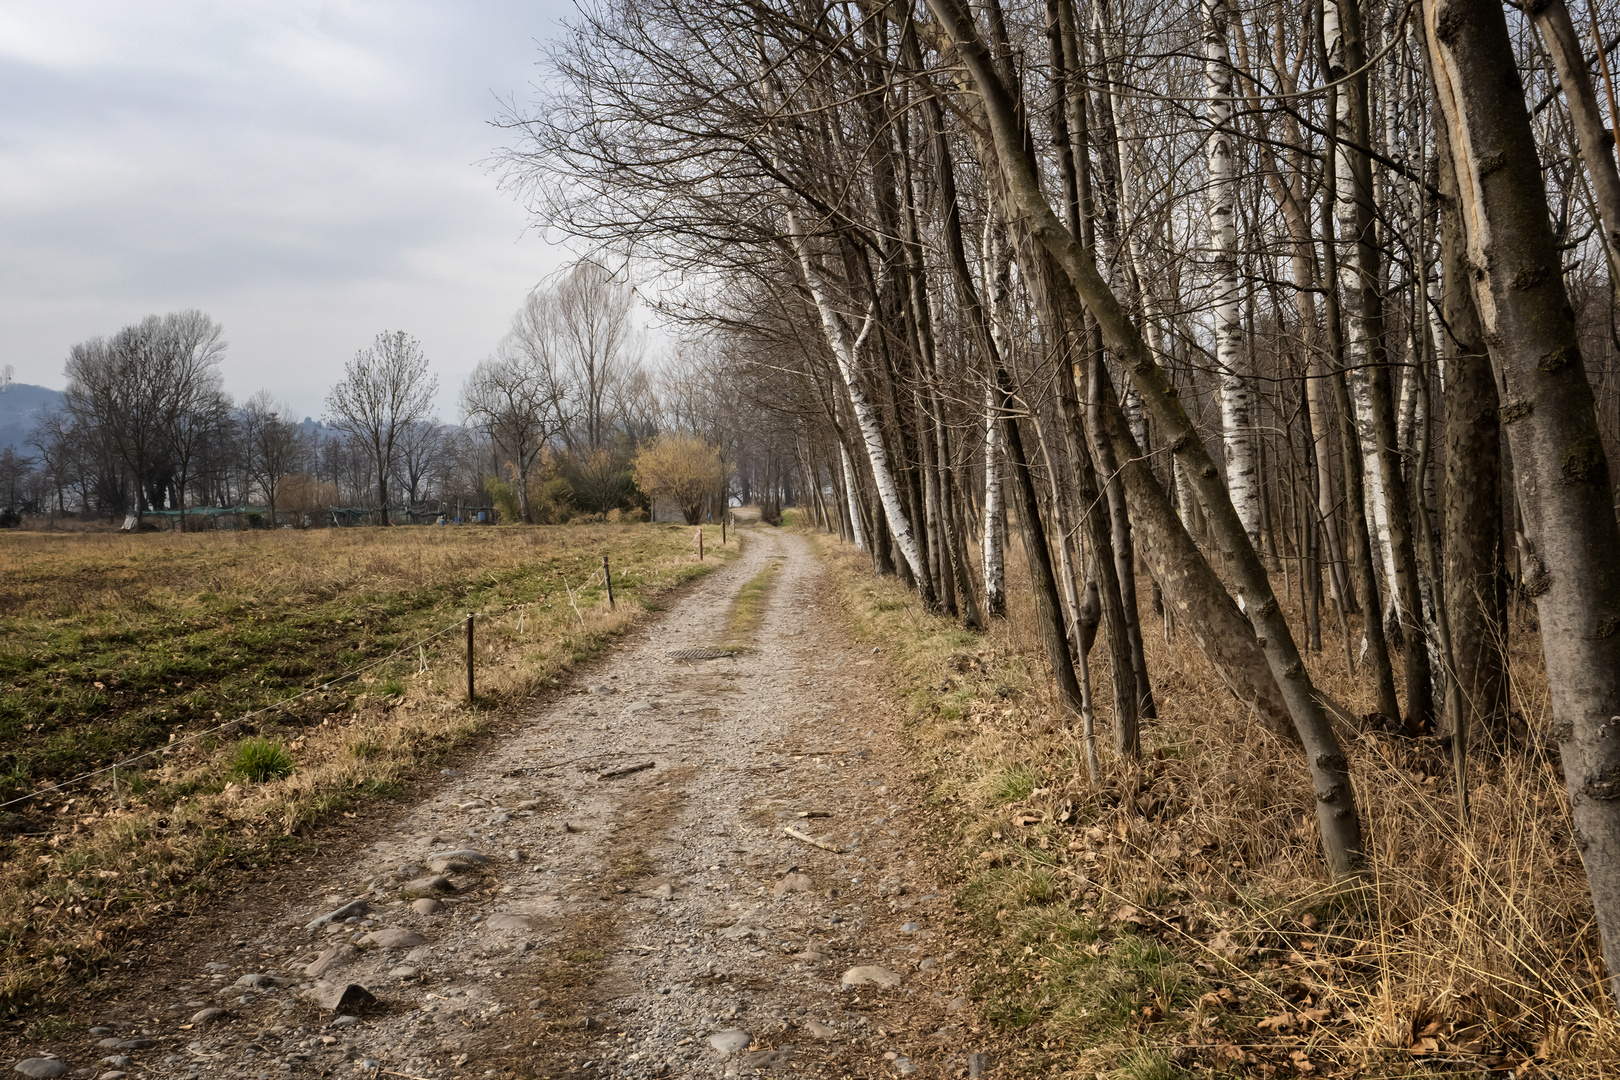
466;614;475;701
602;555;615;609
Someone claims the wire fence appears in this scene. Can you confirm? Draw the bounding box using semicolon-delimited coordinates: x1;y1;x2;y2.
2;557;629;813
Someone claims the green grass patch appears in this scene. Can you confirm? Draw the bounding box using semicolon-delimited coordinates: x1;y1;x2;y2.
230;738;294;782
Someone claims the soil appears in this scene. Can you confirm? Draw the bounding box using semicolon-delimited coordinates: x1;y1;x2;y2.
7;527;1000;1079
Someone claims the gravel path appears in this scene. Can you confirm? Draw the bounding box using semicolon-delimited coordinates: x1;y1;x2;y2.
29;527;994;1080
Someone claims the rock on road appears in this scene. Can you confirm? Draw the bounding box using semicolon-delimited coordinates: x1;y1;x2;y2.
23;528;994;1080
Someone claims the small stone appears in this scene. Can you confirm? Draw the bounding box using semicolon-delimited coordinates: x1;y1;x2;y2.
967;1052;988;1078
188;1007;227;1025
917;958;937;971
87;1029;110;1036
707;1029;751;1055
204;962;230;971
410;898;442;915
893;1056;918;1075
360;1060;381;1071
651;884;675;901
98;1059;131;1069
484;914;532;932
401;876;454;896
304;900;367;930
771;874;813;898
945;996;970;1013
233;973;275;989
359;928;425;949
12;1061;68;1079
112;1041;150;1051
305;944;357;978
839;965;901;989
95;1041;120;1050
747;1048;794;1069
311;982;375;1013
900;922;920;933
440;768;460;776
331;1015;360;1027
803;1019;837;1039
388;966;419;979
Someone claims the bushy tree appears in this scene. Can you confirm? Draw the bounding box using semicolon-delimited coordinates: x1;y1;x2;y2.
632;434;726;525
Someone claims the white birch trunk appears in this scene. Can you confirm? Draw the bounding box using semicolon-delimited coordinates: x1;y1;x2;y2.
840;440;867;552
1326;2;1401;620
981;215;1010;615
1098;2;1161;450
1205;0;1260;547
788;213;927;585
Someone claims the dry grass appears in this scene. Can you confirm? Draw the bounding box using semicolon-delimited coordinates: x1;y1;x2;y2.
0;522;736;1017
808;527;1616;1078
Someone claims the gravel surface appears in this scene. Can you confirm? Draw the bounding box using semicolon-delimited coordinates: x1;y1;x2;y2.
17;527;993;1079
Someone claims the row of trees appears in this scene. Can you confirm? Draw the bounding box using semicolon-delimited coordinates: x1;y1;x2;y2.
501;0;1620;992
4;262;789;527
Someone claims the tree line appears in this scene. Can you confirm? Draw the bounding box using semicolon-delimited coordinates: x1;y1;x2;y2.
2;261;794;528
496;0;1620;993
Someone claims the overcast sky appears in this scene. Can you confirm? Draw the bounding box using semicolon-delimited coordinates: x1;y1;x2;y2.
0;0;579;421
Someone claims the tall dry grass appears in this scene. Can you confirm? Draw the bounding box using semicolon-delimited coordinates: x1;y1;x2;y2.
813;528;1616;1077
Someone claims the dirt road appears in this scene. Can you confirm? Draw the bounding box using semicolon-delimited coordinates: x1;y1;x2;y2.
22;528;995;1080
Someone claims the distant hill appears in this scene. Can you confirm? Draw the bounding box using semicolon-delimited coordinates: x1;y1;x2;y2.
0;383;63;453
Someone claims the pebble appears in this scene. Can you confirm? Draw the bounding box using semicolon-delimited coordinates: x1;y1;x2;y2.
484;913;533;932
12;1061;67;1079
410;898;442;915
804;1019;838;1039
312;982;375;1013
232;973;275;989
98;1059;130;1069
188;1007;227;1025
900;922;920;933
771;873;814;898
332;1015;361;1027
968;1052;989;1078
401;875;454;896
305;944;357;977
651;884;675;901
707;1029;752;1055
388;966;420;979
840;965;902;989
304;899;367;929
893;1055;918;1075
359;928;425;949
945;995;970;1012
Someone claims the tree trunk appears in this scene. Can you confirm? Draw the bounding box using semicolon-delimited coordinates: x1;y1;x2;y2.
1435;111;1509;748
1205;0;1261;547
790;215;933;603
1425;0;1620;997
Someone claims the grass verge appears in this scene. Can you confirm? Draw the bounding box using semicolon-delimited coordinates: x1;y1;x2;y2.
0;521;736;1016
806;526;1617;1078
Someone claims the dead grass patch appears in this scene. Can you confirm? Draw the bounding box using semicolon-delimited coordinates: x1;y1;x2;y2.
808;528;1616;1078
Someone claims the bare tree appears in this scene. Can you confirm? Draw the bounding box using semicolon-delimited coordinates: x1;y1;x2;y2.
462;295;572;523
240;390;306;527
324;331;438;525
552;260;643;454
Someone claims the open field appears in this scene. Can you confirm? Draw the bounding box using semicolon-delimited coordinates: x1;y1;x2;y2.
808;528;1617;1078
0;522;734;1015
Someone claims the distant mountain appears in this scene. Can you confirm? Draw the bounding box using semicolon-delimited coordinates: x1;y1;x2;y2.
0;383;63;453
